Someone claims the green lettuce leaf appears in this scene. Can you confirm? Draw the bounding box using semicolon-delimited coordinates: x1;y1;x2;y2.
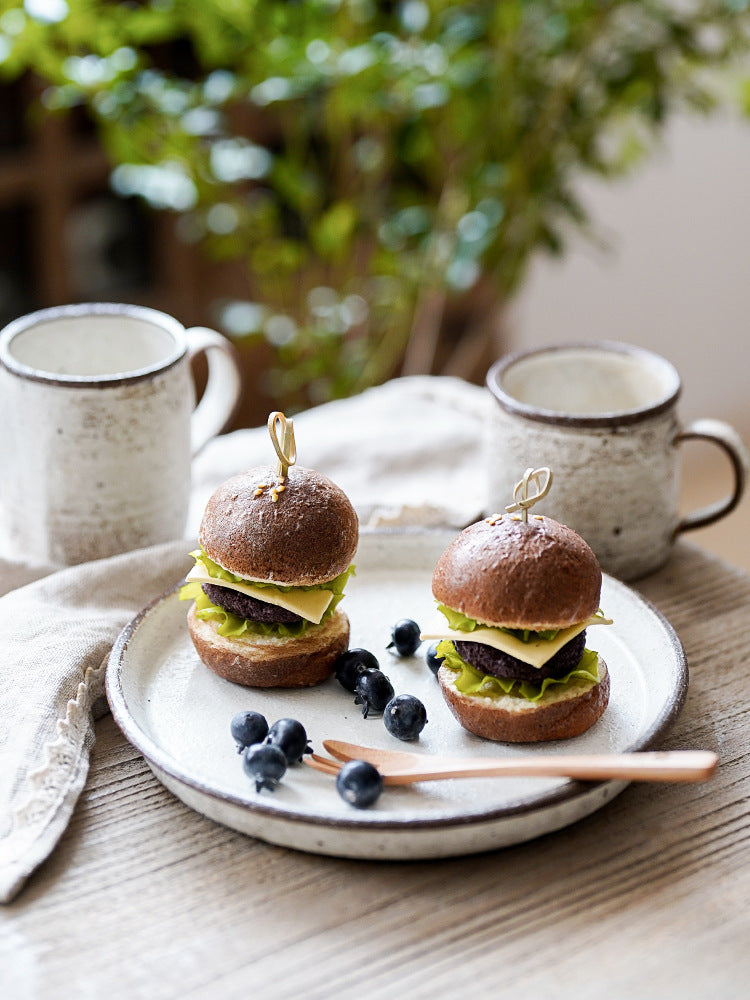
435;639;600;703
179;548;355;638
436;603;559;642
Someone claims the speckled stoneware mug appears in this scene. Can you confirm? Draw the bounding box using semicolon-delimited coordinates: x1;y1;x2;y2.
0;302;242;566
486;341;748;580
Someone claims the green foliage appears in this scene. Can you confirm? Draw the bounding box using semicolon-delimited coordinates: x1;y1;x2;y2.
1;0;749;409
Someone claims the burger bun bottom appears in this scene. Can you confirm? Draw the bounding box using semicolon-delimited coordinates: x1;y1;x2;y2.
188;604;349;688
438;655;609;743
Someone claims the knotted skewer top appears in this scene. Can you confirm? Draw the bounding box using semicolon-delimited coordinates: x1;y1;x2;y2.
252;412;298;502
504;467;553;522
268;411;297;478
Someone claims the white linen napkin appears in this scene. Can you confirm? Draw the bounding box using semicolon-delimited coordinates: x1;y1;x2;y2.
0;543;192;903
189;374;491;533
0;376;489;901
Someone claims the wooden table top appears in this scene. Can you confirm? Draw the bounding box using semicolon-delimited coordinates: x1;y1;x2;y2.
4;541;749;1000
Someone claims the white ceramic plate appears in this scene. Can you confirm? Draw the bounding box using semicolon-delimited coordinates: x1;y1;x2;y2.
106;530;687;860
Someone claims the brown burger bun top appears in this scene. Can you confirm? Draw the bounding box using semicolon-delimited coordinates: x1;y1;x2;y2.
199;465;358;586
432;515;601;631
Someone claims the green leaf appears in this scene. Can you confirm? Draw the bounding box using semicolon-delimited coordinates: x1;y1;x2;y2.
436;640;600;703
310;201;358;260
436;603;559;642
179;548;355;637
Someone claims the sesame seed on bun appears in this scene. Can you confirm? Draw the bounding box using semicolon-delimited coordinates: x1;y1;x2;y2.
199;465;358;586
432;514;602;630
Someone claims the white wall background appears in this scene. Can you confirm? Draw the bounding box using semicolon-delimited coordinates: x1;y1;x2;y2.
512;112;750;433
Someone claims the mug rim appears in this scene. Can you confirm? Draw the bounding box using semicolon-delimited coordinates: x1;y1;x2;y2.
0;302;188;387
486;340;682;427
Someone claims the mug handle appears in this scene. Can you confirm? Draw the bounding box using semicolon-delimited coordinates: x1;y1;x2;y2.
673;418;749;536
185;327;242;456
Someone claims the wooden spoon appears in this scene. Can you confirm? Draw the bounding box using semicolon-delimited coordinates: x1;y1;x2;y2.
314;739;718;786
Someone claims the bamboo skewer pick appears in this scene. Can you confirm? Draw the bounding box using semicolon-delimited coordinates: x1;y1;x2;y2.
256;411;297;502
505;467;553;522
268;411;297;478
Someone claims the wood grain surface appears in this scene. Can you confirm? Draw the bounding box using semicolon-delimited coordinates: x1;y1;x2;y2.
3;541;749;1000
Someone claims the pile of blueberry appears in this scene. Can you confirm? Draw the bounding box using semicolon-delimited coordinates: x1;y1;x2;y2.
333;618;428;741
231;708;382;808
231;711;311;792
231;618;432;810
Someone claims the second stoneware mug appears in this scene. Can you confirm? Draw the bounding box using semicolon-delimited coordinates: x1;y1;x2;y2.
0;302;242;566
486;341;748;580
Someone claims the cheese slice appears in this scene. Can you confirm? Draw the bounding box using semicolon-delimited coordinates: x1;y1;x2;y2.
420;613;612;670
185;564;334;624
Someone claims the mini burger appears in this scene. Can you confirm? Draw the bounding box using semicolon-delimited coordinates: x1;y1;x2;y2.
423;513;612;742
180;436;358;688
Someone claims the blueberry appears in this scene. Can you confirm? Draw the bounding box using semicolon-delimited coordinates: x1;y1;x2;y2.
387;618;422;657
425;641;443;678
242;742;287;793
230;710;269;752
383;694;428;741
354;669;395;718
266;717;311;764
335;760;383;809
333;647;380;692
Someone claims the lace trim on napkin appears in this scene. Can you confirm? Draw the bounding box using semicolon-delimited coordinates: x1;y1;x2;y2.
1;654;106;890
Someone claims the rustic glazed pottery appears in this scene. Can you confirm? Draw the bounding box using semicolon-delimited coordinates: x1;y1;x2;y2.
486;341;748;580
0;303;242;566
107;530;687;859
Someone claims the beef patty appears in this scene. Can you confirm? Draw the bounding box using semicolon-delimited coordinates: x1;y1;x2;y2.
454;630;587;683
202;583;303;625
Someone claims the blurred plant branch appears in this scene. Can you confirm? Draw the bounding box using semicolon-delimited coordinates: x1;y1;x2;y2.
1;0;748;409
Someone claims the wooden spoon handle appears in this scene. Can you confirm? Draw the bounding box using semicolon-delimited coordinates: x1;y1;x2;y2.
381;750;718;785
